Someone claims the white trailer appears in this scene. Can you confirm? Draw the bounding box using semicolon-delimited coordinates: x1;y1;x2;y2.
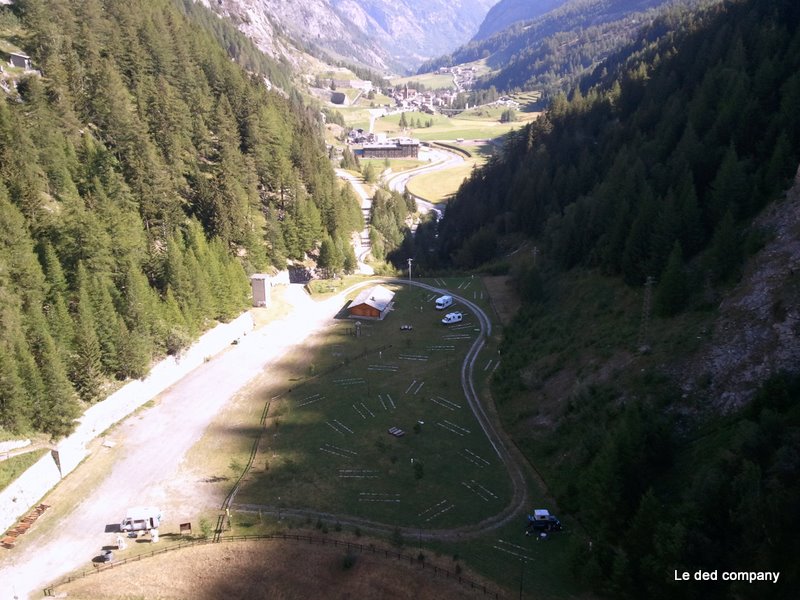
120;506;162;532
435;295;453;310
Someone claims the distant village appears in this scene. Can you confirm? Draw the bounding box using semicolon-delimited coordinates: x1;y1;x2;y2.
321;64;520;115
321;65;521;160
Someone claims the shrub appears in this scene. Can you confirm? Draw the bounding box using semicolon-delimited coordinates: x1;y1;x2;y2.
343;552;358;570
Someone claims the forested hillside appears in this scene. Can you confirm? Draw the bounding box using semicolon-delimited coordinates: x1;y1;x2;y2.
418;0;700;99
0;0;361;438
425;0;799;283
409;0;800;596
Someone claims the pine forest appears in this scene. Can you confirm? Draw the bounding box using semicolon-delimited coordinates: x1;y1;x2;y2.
0;0;362;437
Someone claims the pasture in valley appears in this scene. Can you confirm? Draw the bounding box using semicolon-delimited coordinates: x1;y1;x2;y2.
236;281;510;530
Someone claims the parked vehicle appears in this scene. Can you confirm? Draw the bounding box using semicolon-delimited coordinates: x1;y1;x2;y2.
435;295;453;310
525;509;562;535
120;507;162;532
441;311;463;324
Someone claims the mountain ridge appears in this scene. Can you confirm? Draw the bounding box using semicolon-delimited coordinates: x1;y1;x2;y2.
198;0;496;72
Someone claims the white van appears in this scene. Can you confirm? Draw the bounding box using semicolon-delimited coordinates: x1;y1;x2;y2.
435;295;453;310
121;507;162;532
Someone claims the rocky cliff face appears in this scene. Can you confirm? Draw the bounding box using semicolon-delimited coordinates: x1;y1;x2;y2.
198;0;495;71
333;0;496;66
677;168;800;412
198;0;393;70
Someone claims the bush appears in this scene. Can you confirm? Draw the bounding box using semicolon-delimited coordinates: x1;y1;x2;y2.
391;527;404;547
343;552;358;570
199;518;212;538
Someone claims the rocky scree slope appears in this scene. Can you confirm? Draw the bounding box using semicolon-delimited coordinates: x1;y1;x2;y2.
674;167;800;413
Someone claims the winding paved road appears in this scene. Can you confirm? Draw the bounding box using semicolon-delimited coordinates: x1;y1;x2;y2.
384;146;463;222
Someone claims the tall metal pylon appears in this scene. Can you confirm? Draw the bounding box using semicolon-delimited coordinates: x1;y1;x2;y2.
638;275;655;352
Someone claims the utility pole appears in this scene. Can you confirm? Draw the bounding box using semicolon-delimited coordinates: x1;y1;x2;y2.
638;275;655;353
407;257;413;280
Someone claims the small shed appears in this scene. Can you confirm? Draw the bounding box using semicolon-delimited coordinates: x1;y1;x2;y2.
250;273;271;307
8;52;31;70
348;285;395;320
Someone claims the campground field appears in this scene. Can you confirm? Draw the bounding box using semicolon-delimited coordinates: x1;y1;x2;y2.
235;281;509;529
43;277;581;599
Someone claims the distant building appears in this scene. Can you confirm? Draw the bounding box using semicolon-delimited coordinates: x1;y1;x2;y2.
348;285;395;320
8;52;31;70
250;274;271;307
360;138;419;159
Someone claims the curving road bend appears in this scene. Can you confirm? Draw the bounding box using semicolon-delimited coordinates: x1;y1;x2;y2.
384;146;463;222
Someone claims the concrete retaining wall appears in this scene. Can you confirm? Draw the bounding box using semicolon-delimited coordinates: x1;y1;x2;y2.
0;452;61;527
0;440;31;455
0;311;255;533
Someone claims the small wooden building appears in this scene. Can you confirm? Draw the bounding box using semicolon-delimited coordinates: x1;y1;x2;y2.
8;52;31;70
348;285;395;320
250;274;271;307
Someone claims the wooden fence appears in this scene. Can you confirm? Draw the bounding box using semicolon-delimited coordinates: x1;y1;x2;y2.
43;533;501;598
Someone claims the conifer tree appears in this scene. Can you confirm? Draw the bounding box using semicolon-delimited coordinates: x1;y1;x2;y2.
0;344;29;433
115;319;150;380
70;264;103;402
25;306;80;436
708;211;740;282
90;274;124;375
655;242;688;316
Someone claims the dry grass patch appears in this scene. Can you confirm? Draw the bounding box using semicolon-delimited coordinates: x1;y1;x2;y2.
58;538;496;600
482;276;521;326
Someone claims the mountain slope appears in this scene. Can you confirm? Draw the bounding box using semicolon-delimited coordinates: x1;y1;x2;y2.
406;0;800;595
333;0;496;66
419;0;689;97
474;0;566;39
197;0;394;70
199;0;495;72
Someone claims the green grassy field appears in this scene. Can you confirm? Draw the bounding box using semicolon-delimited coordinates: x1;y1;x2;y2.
455;106;508;121
406;162;480;203
238;281;511;529
510;91;543;110
0;449;48;491
372;110;538;142
360;158;426;173
355;92;394;107
391;72;456;90
399;138;496;204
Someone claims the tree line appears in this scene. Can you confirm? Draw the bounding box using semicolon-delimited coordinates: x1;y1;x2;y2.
418;0;713;101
